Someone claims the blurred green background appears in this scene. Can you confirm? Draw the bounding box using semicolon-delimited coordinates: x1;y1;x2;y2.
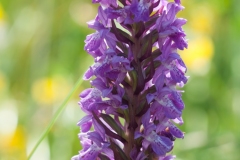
0;0;239;160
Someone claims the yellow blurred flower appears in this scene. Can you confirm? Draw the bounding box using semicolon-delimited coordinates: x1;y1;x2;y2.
190;4;214;34
0;3;7;50
180;35;214;75
178;2;215;75
0;3;5;20
0;126;27;160
31;76;71;106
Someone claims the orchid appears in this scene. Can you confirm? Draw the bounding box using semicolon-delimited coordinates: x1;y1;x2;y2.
73;0;188;159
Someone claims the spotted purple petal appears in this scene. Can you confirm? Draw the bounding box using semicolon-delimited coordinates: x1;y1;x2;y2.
130;0;151;22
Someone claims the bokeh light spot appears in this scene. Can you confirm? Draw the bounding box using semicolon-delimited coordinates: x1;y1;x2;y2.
180;35;214;75
180;131;207;150
69;0;96;26
31;76;71;106
190;4;214;34
0;101;18;136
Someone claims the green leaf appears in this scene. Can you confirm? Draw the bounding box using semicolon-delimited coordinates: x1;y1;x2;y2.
141;49;161;68
110;139;129;160
138;29;158;61
100;114;125;138
93;112;127;143
144;60;161;80
98;154;111;160
116;41;128;55
111;20;133;44
145;15;159;30
127;70;138;92
134;21;145;38
135;99;148;116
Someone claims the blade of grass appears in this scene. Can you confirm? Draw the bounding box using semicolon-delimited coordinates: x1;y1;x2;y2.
27;76;84;160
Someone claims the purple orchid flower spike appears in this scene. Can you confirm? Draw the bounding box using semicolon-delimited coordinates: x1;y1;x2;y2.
73;0;188;159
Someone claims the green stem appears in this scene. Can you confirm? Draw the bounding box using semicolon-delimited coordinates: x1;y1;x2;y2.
27;76;84;160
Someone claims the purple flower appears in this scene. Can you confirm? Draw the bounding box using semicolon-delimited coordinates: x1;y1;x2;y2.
84;30;117;52
136;110;174;156
156;2;187;50
77;115;92;133
143;131;173;156
105;7;134;24
130;0;151;22
73;0;188;159
152;39;188;90
130;147;147;160
72;132;114;160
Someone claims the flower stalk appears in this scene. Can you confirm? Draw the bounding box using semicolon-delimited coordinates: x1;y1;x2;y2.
72;0;188;159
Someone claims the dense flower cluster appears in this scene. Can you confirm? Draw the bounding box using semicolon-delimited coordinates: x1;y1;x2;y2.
72;0;188;159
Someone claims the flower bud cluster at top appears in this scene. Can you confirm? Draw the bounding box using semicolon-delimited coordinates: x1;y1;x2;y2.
72;0;188;159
